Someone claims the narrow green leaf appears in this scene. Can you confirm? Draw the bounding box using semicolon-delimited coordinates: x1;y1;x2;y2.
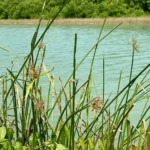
146;121;150;149
138;121;144;150
88;136;95;150
51;132;57;143
25;80;34;100
64;124;70;141
74;141;77;150
98;139;105;150
79;137;86;150
126;119;131;149
7;127;14;140
31;31;38;50
0;46;22;60
42;63;55;89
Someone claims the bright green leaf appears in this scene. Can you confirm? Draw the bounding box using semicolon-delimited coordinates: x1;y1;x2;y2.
29;132;39;146
79;137;86;150
7;127;14;140
0;126;6;139
25;80;34;100
0;138;8;144
64;124;70;141
23;146;29;150
88;137;95;150
146;121;150;149
13;141;23;150
56;143;67;150
98;139;105;150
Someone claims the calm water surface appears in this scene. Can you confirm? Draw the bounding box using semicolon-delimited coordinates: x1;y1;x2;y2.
0;24;150;123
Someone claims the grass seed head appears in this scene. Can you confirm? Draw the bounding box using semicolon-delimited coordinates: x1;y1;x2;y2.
132;38;139;52
91;97;103;113
34;99;45;113
38;42;45;49
29;64;41;79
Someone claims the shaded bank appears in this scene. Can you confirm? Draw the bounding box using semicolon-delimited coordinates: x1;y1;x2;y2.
1;17;150;25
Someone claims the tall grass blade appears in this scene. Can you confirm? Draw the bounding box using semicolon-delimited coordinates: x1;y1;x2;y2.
146;120;150;149
70;33;77;149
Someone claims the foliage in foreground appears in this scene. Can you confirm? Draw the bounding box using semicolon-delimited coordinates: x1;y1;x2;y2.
0;1;150;150
0;0;150;19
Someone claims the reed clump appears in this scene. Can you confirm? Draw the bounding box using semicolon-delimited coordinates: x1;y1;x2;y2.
0;1;150;150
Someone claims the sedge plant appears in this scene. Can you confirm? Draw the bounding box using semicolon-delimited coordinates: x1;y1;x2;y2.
0;1;150;150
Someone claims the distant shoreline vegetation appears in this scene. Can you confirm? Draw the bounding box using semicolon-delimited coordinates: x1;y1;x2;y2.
0;0;150;19
0;0;150;149
1;17;150;25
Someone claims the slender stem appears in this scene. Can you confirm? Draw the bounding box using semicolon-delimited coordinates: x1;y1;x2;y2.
84;63;150;139
71;33;77;150
102;58;105;138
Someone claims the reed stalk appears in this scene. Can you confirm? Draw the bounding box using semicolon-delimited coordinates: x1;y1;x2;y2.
0;1;150;150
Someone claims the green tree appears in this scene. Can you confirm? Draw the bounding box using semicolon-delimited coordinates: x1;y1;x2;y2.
0;0;149;19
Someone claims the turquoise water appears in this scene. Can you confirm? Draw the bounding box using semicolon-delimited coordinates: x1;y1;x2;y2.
0;24;150;123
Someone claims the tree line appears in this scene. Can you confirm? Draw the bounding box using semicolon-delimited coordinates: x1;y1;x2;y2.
0;0;150;19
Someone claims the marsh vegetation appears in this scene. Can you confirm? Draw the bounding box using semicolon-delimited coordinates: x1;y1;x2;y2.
0;0;150;19
0;1;150;150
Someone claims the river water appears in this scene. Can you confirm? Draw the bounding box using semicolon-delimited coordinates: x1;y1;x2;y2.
0;23;150;123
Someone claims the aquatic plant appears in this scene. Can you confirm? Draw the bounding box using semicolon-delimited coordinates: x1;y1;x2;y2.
0;1;150;150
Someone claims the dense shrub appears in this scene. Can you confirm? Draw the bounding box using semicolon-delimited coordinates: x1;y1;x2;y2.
61;1;79;18
0;0;149;19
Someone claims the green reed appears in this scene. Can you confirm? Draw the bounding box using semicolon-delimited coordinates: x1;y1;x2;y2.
0;1;150;150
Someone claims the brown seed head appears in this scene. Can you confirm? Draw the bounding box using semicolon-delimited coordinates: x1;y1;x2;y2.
34;99;44;113
29;64;41;79
38;42;45;49
132;38;139;52
91;97;103;113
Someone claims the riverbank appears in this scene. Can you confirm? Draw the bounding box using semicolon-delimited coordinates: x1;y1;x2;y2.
0;17;150;25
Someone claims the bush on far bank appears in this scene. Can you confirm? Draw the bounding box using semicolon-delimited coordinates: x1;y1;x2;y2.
0;0;150;19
